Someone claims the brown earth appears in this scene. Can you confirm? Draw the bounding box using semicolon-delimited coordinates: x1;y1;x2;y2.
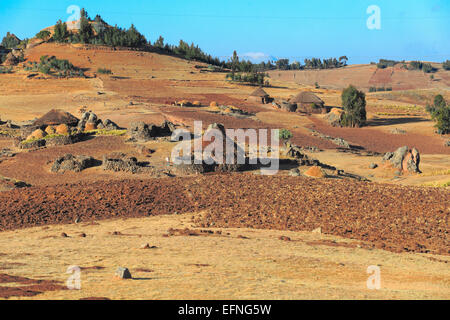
0;175;448;256
308;116;450;154
268;63;450;91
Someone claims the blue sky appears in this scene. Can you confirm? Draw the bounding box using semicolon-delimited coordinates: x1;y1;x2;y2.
0;0;449;64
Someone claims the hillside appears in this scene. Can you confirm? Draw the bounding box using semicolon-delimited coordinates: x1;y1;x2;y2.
268;63;450;92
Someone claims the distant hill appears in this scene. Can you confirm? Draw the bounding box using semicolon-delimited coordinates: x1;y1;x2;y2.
268;62;449;92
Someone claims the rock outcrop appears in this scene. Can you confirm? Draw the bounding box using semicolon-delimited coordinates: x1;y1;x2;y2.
128;120;175;142
77;111;120;132
383;146;421;173
51;154;98;173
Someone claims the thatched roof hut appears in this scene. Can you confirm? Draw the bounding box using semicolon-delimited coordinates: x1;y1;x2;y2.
290;91;324;105
248;87;270;104
33;109;79;127
290;91;326;114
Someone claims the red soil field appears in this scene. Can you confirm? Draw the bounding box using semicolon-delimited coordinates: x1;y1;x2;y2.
0;175;448;255
308;117;450;154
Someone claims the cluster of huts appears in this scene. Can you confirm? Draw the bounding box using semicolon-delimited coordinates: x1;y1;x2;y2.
247;87;328;114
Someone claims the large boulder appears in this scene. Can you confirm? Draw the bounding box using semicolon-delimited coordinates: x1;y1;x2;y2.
324;108;344;127
128;120;175;142
3;52;18;66
51;154;98;173
102;153;143;174
383;146;421;173
174;123;252;174
78;111;119;132
273;100;297;112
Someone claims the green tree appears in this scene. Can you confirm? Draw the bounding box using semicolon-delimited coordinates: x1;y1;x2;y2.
427;95;450;134
340;85;367;128
154;35;165;48
434;94;446;109
230;50;239;73
53;20;69;42
1;32;21;48
78;15;94;43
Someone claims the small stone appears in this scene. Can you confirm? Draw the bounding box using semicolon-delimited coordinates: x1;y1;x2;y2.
312;227;322;234
140;243;157;249
279;236;291;241
369;163;378;169
289;168;301;177
79;233;86;238
61;232;68;238
115;267;132;279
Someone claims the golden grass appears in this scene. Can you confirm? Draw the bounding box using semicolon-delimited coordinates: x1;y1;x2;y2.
0;214;449;300
20;133;69;145
422;180;450;188
421;169;450;177
85;129;127;136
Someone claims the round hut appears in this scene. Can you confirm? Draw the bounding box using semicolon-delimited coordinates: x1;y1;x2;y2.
248;87;270;104
290;91;327;114
33;109;79;127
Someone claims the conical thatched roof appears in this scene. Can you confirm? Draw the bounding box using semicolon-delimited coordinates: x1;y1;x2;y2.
33;109;79;127
290;91;324;104
249;87;269;97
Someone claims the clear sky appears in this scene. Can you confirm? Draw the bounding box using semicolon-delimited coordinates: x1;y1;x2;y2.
0;0;449;64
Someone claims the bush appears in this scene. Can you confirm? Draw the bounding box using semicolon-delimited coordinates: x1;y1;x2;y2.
377;59;399;69
409;61;437;73
340;85;367;128
97;68;112;74
427;95;450;134
35;55;84;77
422;63;437;73
279;129;293;141
0;66;13;74
35;30;51;40
443;60;450;71
226;71;268;86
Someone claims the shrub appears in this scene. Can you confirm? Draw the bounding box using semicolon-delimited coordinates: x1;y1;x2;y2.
0;66;13;74
377;59;399;69
369;87;377;92
279;129;293;141
409;61;437;73
443;60;450;71
36;55;84;77
340;85;367;128
97;68;112;74
35;30;51;40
